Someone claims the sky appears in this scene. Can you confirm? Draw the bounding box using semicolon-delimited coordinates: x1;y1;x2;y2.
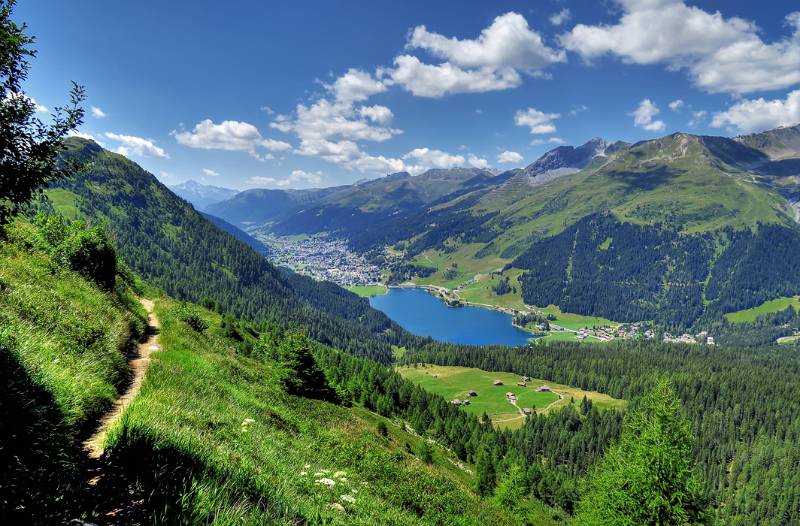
19;0;800;190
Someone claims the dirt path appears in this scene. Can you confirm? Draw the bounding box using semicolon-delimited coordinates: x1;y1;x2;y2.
83;298;160;459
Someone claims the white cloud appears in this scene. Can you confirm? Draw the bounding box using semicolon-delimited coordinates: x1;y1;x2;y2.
260;105;275;115
358;104;393;125
631;99;666;132
202;168;220;177
403;148;465;172
549;8;572;27
67;130;103;146
105;132;169;158
389;12;565;97
710;89;800;133
530;138;545;146
688;110;707;127
389;55;521;98
668;99;684;111
246;169;324;189
561;2;800;94
497;150;523;163
174;119;291;160
569;104;589;116
548;137;566;144
514;107;560;134
467;154;489;169
329;68;387;103
91;106;107;118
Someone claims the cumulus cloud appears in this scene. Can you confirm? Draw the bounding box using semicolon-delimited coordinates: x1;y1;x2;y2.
329;68;387;103
668;99;684;111
389;12;564;97
631;99;666;132
105;132;169;158
549;8;572;27
710;89;800;133
4;92;48;113
91;106;107;118
358;104;393;125
548;137;566;144
202;168;220;177
174;119;291;160
67;130;103;146
467;154;489;169
497;150;523;163
403;147;465;171
561;1;800;94
515;107;560;134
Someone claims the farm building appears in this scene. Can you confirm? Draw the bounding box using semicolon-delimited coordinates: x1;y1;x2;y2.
461;399;470;405
451;399;462;405
468;390;477;397
521;376;530;382
537;385;552;392
522;408;533;415
516;382;527;387
493;379;503;386
505;392;515;398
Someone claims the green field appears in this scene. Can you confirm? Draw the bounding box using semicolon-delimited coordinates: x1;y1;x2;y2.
397;365;625;430
725;296;800;323
346;284;388;297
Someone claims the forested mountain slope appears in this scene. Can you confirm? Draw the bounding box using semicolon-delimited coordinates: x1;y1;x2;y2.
51;137;408;361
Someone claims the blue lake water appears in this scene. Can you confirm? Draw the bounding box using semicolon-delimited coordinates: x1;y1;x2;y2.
369;287;536;346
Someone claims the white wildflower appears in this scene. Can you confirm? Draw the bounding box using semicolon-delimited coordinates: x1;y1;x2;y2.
316;478;336;487
328;502;345;512
341;494;356;504
333;470;347;478
300;471;307;476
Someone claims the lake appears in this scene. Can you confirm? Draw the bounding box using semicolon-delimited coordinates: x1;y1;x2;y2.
369;287;537;346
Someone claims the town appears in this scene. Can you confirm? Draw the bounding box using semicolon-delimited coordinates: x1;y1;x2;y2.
251;232;381;287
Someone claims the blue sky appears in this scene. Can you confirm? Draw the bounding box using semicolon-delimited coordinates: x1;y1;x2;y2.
20;0;800;190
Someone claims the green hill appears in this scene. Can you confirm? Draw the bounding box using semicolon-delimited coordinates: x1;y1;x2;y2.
51;137;411;361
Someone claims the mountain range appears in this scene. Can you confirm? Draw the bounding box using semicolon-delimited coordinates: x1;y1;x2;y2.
168;179;239;211
208;125;800;329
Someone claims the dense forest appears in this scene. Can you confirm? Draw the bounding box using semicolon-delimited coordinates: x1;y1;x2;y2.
514;213;800;330
404;341;800;524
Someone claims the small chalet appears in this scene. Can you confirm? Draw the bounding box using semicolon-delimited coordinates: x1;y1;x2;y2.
493;379;503;386
461;399;471;406
536;385;552;392
516;381;527;387
451;399;462;405
522;408;533;415
467;390;477;397
521;375;531;382
505;392;515;398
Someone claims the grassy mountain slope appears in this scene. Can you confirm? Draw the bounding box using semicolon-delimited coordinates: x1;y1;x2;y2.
99;298;553;525
51;138;408;361
0;219;146;523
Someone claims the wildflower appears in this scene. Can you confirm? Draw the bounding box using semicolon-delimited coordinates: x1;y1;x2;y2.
300;471;307;476
341;495;356;504
328;502;345;512
333;470;347;478
316;478;336;487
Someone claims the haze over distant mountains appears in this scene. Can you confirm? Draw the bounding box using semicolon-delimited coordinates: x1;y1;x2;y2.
169;179;239;211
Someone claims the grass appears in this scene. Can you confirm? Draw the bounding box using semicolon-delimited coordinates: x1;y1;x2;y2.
105;298;549;525
724;296;800;324
397;364;625;430
346;284;388;297
0;219;145;523
46;188;82;221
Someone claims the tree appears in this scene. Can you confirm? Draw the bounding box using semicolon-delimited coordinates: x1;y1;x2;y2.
0;0;85;224
493;463;527;509
268;331;332;399
573;380;710;525
474;444;496;496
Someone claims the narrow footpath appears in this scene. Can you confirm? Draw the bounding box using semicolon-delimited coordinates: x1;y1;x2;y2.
83;298;160;458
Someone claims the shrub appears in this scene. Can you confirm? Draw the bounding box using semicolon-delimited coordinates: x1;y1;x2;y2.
175;304;209;332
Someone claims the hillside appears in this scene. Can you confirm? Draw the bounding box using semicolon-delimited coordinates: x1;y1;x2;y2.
51;137;410;361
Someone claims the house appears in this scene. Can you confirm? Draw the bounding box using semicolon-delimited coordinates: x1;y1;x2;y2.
707;336;716;345
493;379;503;386
461;399;471;405
467;390;477;397
537;385;551;392
451;399;462;405
516;381;527;387
522;408;533;415
521;375;530;382
505;392;515;398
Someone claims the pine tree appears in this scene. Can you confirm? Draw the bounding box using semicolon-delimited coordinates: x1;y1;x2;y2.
573;380;711;525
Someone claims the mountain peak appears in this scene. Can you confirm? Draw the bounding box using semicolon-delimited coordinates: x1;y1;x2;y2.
522;137;613;184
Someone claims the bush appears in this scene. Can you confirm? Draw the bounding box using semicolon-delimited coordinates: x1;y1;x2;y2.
175;304;209;332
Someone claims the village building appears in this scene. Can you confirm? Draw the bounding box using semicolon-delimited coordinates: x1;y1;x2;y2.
516;381;527;387
493;379;503;386
537;385;552;392
467;390;477;397
522;408;533;415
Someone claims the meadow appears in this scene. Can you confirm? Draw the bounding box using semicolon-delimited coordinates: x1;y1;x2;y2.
397;364;624;429
724;295;800;323
345;284;388;297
